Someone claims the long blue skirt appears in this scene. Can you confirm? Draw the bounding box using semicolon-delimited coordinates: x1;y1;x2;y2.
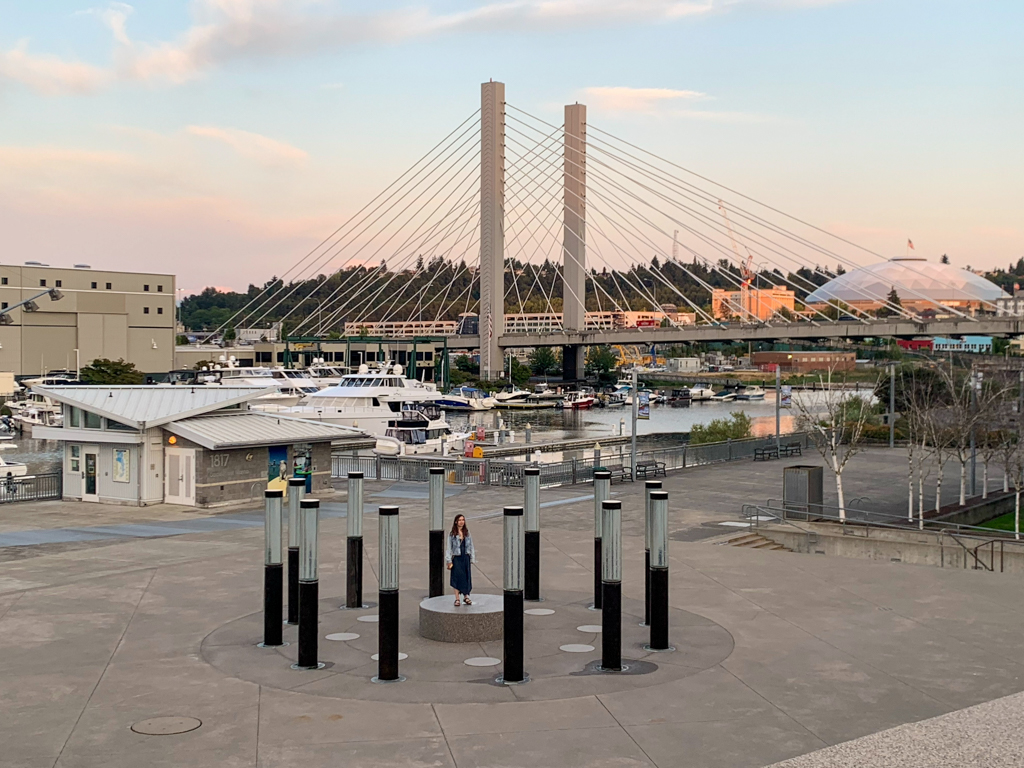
450;554;472;595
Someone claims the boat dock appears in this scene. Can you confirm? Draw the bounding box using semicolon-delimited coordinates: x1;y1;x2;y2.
478;434;633;458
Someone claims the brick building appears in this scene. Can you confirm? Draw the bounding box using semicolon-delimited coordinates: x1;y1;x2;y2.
752;351;856;373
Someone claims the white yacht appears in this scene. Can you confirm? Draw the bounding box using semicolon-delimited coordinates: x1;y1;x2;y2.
494;385;531;404
268;363;465;454
435;387;497;411
710;389;736;402
688;383;715;401
532;382;563;401
307;359;348;388
196;357;306;407
735;385;766;401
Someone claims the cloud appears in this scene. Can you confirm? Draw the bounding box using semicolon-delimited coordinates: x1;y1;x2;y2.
185;125;308;166
0;0;849;93
582;86;706;113
0;41;109;95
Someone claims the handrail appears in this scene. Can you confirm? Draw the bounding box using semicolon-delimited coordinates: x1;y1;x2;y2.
741;503;817;550
762;497;1020;540
946;533;996;572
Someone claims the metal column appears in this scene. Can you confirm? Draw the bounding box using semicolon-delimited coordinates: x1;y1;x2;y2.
646;491;673;652
501;505;526;684
600;499;622;672
260;489;285;648
428;468;445;598
374;505;403;683
642;480;661;627
286;477;305;625
345;471;366;609
524;467;541;601
293;498;323;670
591;470;611;609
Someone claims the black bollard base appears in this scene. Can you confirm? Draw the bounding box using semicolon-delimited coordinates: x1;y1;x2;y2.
345;536;366;609
600;580;622;672
500;589;527;684
641;549;651;627
644;567;674;652
524;530;541;602
589;538;602;610
428;529;444;599
286;547;299;625
373;589;403;683
258;563;286;648
292;579;323;670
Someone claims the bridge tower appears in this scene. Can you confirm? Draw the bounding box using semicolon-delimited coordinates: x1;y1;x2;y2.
479;80;506;380
562;102;587;380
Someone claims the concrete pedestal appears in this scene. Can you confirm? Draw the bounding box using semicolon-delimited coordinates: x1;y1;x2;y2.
418;594;503;643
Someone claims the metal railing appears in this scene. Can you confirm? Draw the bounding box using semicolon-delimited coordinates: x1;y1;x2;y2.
0;473;62;504
742;498;1024;572
331;432;810;488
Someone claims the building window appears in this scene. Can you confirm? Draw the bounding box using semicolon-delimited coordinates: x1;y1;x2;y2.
157;285;163;292
144;284;150;292
68;407;81;428
39;279;46;287
144;307;150;314
68;444;80;473
91;282;97;289
83;410;102;430
1;303;7;310
276;352;284;363
0;278;6;285
55;280;61;287
157;307;163;314
105;282;112;290
106;418;134;432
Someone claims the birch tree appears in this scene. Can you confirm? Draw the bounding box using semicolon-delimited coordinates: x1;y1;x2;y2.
795;367;877;521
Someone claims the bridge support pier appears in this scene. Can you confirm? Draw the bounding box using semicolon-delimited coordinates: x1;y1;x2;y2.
562;345;584;381
480;80;505;381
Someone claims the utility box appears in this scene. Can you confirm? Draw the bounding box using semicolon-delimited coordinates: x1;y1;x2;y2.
667;357;701;374
783;465;824;521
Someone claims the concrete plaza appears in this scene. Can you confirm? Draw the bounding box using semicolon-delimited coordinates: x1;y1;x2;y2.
2;447;1023;767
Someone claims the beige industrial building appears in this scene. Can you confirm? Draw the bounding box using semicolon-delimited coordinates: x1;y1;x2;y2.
0;263;175;377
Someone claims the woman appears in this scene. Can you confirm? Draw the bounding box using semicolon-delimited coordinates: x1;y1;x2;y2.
445;514;475;606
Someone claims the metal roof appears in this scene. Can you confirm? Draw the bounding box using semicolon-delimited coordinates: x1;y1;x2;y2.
33;385;271;429
164;411;368;450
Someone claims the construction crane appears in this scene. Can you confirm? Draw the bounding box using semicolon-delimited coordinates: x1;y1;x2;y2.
718;200;753;286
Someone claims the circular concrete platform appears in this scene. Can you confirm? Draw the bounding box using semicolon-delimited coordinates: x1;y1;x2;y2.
419;594;503;643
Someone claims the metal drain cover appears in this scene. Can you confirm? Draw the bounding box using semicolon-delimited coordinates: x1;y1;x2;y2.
131;716;202;735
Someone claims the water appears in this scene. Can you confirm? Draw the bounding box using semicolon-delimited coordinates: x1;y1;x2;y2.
2;435;63;474
445;391;822;445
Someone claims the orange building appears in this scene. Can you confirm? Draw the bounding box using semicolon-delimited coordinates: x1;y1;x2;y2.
711;286;796;321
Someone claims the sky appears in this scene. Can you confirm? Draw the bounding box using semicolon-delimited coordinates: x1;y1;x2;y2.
0;0;1021;295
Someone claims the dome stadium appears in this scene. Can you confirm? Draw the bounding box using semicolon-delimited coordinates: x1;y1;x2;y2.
805;258;1007;311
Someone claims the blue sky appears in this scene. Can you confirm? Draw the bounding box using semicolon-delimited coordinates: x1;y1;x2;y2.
0;0;1020;292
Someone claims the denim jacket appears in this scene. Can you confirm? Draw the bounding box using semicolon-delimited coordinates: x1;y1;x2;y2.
445;533;476;564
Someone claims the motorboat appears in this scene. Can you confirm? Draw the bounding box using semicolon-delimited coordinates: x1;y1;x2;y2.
532;382;564;401
196;357;294;406
561;390;597;410
494;385;532;405
688;383;716;401
10;392;64;433
374;403;471;456
19;371;74;387
0;438;27;478
668;389;692;408
735;385;766;401
710;389;736;402
436;387;497;411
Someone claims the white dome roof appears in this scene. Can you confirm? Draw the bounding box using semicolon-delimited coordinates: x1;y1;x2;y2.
805;258;1007;304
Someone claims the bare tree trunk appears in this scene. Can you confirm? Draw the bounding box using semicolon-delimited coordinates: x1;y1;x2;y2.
1016;489;1021;542
1004;472;1009;493
907;444;915;521
935;473;943;516
835;469;846;521
983;461;988;499
959;461;967;506
918;468;925;525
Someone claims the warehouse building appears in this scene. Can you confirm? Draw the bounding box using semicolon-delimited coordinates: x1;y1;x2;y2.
0;263;176;377
752;351;856;373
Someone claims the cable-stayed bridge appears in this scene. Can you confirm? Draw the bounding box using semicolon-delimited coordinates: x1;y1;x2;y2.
220;81;1021;379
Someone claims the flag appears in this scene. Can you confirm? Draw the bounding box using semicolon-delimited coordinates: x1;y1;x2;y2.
907;239;915;250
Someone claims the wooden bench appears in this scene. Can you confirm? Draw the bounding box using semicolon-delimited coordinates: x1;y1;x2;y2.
634;460;666;479
779;442;803;457
601;463;633;483
754;447;780;461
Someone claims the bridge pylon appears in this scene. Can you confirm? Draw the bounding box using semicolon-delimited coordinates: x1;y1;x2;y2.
480;80;505;380
562;102;587;380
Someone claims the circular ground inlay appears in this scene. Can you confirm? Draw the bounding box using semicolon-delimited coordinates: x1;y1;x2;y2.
371;652;408;661
525;608;555;616
201;590;735;705
357;615;379;623
464;656;501;667
325;632;360;641
560;644;595;653
131;717;202;736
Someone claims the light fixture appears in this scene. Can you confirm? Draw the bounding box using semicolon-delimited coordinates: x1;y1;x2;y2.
22;300;39;312
168;436;177;445
47;288;63;301
151;339;158;349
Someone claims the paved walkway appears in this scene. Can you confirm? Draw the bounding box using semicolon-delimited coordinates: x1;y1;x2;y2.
2;448;1023;767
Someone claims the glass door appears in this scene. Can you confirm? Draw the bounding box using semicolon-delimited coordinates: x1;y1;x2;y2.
82;446;99;502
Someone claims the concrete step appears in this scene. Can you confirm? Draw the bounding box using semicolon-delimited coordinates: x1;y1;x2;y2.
726;532;793;552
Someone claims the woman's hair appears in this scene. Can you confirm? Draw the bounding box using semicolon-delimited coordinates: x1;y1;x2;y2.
449;514;469;537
